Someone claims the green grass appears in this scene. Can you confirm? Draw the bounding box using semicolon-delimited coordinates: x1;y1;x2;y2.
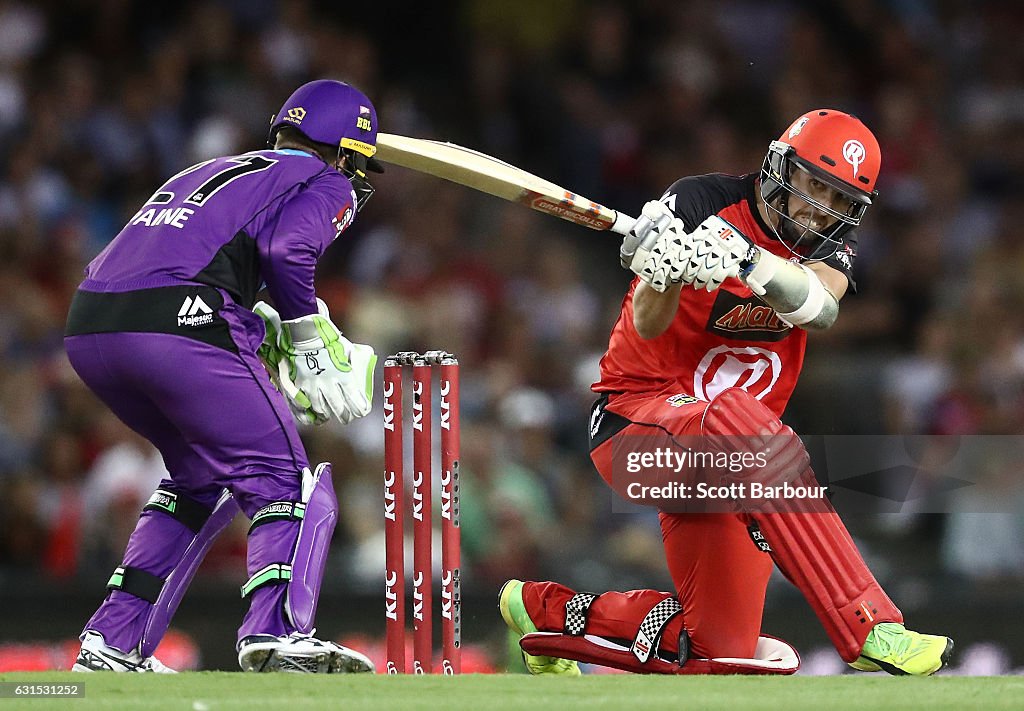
1;672;1021;711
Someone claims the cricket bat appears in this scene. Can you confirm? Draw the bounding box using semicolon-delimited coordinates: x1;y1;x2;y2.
375;133;636;236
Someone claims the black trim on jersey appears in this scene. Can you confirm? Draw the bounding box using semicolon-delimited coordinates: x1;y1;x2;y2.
663;173;752;232
193;229;261;308
664;173;858;291
65;286;237;353
589;395;632;452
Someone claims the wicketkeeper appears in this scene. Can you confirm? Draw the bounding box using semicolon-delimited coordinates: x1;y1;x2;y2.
501;109;954;676
66;80;380;673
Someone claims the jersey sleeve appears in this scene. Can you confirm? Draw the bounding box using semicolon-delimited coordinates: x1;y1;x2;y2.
820;231;858;292
256;170;357;320
661;176;729;231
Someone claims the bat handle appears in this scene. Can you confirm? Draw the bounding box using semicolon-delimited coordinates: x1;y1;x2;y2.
610;212;637;237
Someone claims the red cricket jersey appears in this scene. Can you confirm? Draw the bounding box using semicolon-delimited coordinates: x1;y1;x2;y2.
595;173;857;417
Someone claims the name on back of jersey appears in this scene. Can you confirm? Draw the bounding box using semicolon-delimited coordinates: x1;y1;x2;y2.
130;206;195;229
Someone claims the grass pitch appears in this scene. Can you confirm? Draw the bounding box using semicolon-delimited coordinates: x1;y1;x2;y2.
0;672;1019;710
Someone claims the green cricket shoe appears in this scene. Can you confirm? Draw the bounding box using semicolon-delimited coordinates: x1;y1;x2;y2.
850;622;954;676
499;580;581;676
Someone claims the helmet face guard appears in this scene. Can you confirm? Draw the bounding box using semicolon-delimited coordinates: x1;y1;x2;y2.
340;148;376;211
268;80;383;212
759;110;880;262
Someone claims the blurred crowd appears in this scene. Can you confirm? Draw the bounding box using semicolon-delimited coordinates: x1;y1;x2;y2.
1;0;1023;621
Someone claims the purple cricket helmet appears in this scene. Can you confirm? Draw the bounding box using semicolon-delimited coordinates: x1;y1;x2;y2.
269;79;383;209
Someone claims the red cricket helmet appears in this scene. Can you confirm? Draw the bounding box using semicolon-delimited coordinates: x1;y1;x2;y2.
760;109;881;261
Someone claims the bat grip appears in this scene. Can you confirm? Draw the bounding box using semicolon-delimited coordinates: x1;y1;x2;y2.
610;212;637;236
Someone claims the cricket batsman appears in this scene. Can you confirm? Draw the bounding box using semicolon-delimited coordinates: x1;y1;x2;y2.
65;80;380;673
500;109;954;676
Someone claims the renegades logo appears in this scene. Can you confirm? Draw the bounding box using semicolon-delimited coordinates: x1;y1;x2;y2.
706;289;791;342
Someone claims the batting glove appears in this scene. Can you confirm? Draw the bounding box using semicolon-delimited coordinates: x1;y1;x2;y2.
621;199;677;274
680;215;759;292
636;217;696;292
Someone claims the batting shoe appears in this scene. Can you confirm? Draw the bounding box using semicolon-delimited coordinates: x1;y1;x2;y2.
71;631;176;673
237;631;375;674
499;579;581;676
850;622;954;676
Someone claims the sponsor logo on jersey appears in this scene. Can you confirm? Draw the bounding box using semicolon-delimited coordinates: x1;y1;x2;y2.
706;290;790;342
666;394;699;407
177;295;214;327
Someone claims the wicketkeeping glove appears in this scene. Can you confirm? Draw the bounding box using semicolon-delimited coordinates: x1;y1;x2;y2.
278;300;378;426
253;301;317;425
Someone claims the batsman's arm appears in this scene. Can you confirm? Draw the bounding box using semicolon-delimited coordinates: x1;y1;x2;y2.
633;280;683;339
742;251;847;330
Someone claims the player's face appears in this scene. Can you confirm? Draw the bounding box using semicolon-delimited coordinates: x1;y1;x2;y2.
785;166;855;233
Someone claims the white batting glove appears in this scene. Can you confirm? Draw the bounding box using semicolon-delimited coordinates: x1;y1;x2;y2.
621;199;677;274
636;218;695;292
681;216;758;292
278;299;378;425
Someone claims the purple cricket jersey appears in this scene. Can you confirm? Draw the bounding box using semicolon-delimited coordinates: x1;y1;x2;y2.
82;148;357;320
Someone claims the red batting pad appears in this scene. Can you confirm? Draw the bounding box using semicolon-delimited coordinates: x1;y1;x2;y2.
701;387;902;660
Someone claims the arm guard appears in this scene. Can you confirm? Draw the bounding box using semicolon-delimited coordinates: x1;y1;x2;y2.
742;249;839;330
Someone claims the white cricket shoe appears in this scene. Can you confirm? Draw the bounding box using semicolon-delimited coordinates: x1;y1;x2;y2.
237;631;375;674
72;631;177;673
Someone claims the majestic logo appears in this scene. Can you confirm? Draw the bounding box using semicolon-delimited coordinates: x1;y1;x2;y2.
285;107;306;124
589;406;605;439
788;116;809;138
706;290;790;342
843;139;866;177
693;345;782;402
177;295;214;327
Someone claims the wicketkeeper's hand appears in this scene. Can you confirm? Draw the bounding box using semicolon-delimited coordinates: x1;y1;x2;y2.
279;300;377;425
253;301;317;425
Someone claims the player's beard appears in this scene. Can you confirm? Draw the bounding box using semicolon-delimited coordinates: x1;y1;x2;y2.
777;201;838;260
